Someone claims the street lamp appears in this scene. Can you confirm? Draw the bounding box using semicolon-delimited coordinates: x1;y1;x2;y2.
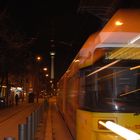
36;56;42;62
35;55;42;103
43;67;47;71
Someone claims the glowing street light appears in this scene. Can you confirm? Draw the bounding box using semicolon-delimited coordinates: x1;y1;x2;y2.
43;67;47;71
36;56;42;61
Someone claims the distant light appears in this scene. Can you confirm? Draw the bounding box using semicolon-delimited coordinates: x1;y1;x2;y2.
43;67;47;71
11;87;16;91
37;56;41;60
17;87;22;90
115;20;123;26
36;56;42;61
45;74;49;77
50;51;55;56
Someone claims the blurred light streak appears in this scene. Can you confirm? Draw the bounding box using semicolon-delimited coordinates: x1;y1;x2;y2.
99;121;140;140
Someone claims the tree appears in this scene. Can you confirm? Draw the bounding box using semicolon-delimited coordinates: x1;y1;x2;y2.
0;9;36;106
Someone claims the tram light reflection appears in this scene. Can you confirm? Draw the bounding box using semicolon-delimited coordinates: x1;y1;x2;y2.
99;121;140;140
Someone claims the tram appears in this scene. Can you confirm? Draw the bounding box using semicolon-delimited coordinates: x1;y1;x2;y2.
56;9;140;140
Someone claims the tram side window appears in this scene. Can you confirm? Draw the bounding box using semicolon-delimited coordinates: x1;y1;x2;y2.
84;76;96;110
116;68;140;100
97;69;114;101
79;67;98;111
79;76;85;108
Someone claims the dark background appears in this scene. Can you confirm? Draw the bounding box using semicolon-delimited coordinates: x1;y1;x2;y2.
0;0;140;81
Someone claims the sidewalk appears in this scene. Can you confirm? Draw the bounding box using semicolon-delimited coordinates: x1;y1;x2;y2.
0;98;44;140
0;97;73;140
35;97;73;140
0;98;44;122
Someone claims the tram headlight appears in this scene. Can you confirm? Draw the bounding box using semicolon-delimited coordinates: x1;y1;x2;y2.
98;121;140;140
98;120;114;130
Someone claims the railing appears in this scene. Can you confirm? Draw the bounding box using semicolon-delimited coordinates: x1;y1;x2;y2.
4;99;48;140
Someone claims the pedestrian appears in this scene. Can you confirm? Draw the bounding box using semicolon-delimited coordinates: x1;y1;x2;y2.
15;94;19;106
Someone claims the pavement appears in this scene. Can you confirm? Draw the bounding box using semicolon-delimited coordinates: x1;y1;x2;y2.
0;98;44;140
35;97;74;140
0;97;73;140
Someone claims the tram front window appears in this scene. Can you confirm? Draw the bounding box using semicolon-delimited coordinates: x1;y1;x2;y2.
97;63;140;112
81;47;140;112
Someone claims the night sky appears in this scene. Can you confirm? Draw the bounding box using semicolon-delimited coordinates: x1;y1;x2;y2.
0;0;101;81
0;0;139;81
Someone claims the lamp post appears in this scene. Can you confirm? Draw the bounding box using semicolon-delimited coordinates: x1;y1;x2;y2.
35;55;42;103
